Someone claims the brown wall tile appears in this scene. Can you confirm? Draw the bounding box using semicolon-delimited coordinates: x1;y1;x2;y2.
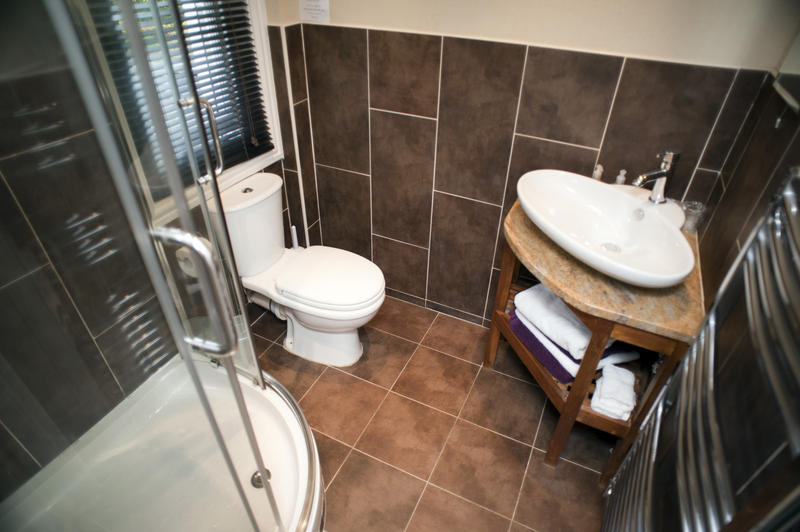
700;89;800;300
309;220;322;246
597;59;734;197
267;26;296;171
372;235;428;298
700;69;767;171
371;110;436;246
428;192;500;315
369;30;440;118
684;168;719;204
316;164;371;259
304;25;370;174
516;47;622;148
285;24;307;104
294;100;319;225
435;38;526;204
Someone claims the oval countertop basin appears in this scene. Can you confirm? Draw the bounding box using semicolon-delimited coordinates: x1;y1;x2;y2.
517;169;695;288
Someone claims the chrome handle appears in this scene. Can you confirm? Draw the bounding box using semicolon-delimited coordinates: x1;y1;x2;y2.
198;97;224;177
178;97;224;182
152;226;237;356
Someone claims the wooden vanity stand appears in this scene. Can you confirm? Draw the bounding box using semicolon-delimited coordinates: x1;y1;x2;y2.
485;201;705;485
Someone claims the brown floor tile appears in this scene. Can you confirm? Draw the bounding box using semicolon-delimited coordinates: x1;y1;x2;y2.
430;420;530;517
250;310;286;341
461;369;545;444
246;302;265;325
491;337;534;384
300;369;387;445
534;402;616;472
341;327;418;388
251;333;271;357
356;393;455;478
406;485;510;532
258;343;326;399
515;450;603;531
392;346;478;415
312;429;351;489
368;296;437;342
510;522;536;532
325;450;425;532
422;314;488;364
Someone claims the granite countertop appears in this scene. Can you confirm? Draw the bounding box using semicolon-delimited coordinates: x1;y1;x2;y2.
504;200;705;344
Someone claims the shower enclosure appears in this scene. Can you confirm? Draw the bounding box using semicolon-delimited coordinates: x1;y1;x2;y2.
0;0;322;530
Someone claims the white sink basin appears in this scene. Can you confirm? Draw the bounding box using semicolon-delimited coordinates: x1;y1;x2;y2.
517;169;695;288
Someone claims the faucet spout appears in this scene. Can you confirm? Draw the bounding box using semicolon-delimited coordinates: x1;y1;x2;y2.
633;150;680;204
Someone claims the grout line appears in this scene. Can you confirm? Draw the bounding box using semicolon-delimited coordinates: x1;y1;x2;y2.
384;286;427;304
695;166;719;174
424;36;444;301
352;448;428;482
682;69;738;202
424;298;487;323
367;30;374;261
372;232;429;251
457;417;534;448
529;443;604;474
370;107;437;121
717;71;770;186
292;97;308;106
0;263;48;291
0;171;126;395
0;418;41;467
509;399;550;530
91;293;157;340
485;45;529;319
433;189;503;208
315;161;371;178
299;24;324;244
297;366;328;403
404;357;483;530
592;57;626;172
0;128;94;163
416;343;483;368
388;390;458;419
514;132;599;152
735;442;788;497
426;482;518;522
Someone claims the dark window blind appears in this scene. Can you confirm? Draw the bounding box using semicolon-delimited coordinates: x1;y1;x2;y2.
87;0;273;199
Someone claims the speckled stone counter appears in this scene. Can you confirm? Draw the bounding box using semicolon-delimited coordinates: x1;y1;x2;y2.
504;200;705;344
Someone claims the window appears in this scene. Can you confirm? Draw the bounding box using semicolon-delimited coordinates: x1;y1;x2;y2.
86;0;282;204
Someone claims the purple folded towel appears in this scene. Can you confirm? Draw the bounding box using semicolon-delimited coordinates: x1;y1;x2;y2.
508;309;640;383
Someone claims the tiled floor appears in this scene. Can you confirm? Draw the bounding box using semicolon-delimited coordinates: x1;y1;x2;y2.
249;297;608;532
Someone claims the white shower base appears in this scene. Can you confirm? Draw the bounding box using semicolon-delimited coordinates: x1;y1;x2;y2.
0;357;323;531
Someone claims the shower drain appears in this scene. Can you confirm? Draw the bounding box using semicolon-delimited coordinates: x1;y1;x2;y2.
601;242;622;253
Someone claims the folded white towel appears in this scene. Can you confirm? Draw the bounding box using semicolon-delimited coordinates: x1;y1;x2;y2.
516;311;640;378
590;365;637;420
514;284;593;359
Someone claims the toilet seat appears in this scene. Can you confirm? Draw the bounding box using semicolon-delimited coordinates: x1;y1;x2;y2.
242;246;385;316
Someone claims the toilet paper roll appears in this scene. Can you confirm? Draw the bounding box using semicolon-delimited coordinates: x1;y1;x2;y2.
175;236;214;278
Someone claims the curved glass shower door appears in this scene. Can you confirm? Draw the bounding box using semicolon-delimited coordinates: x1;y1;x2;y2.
22;0;303;530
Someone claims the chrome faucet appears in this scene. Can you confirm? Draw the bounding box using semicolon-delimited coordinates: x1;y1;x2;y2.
632;150;680;204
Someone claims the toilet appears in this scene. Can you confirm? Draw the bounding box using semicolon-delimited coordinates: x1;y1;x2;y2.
217;172;385;367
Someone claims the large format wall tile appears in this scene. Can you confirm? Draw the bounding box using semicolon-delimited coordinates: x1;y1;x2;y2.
516;47;622;148
316;165;371;259
0;267;123;466
0;423;40;501
267;26;296;171
598;59;734;197
285;24;307;104
372;235;428;298
0;132;155;335
435;38;525;204
0;179;46;287
304;25;370;174
428;192;500;316
700;89;799;299
369;30;440;118
700;70;767;171
371;110;436;247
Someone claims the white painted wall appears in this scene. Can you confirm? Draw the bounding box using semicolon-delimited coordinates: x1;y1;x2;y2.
266;0;800;70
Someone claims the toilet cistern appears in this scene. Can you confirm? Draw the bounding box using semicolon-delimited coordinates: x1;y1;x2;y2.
632;150;680;204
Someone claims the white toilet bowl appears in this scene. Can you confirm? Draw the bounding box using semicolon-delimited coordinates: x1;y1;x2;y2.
216;172;385;367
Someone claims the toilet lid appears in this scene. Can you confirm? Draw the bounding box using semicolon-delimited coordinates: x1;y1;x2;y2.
275;246;385;311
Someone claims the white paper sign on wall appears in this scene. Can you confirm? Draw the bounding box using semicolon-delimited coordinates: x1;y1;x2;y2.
300;0;330;23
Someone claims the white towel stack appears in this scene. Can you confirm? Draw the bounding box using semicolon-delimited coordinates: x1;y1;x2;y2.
514;284;605;359
590;365;637;420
